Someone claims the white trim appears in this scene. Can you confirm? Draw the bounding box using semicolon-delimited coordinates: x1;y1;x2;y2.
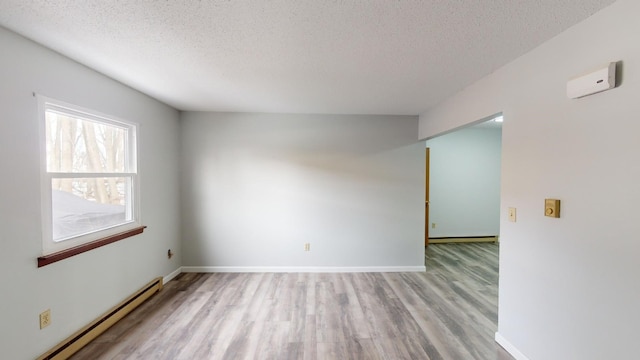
41;96;140;130
163;267;183;284
47;172;135;178
495;332;530;360
38;95;51;251
182;266;426;273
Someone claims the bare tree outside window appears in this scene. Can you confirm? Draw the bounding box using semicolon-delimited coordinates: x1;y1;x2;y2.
46;112;127;205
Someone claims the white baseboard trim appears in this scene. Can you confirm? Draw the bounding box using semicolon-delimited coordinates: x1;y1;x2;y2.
182;266;426;273
495;332;530;360
163;267;183;283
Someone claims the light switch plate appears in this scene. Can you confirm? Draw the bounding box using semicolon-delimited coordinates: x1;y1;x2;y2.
508;207;516;222
545;199;560;218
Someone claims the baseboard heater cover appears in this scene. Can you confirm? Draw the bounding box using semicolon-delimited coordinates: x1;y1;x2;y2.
429;236;498;244
37;277;163;360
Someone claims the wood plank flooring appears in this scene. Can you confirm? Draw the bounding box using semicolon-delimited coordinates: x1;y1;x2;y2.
71;243;513;359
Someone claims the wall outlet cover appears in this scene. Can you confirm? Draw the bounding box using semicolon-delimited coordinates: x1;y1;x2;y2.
40;309;51;329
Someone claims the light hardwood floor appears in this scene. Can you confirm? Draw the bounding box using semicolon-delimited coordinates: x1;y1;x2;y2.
71;243;513;359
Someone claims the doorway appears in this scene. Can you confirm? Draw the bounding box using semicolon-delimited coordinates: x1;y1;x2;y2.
422;113;505;355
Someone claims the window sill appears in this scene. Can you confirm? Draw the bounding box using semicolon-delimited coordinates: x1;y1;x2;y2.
37;226;147;268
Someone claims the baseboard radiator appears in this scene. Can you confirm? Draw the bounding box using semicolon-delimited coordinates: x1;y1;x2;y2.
38;277;163;360
429;236;498;244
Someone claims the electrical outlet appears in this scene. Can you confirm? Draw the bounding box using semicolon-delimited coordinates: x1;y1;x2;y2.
40;309;51;329
304;243;310;251
167;249;173;259
431;223;436;229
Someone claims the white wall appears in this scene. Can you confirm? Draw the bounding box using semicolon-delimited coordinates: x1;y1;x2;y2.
419;0;640;359
180;112;425;270
0;28;181;359
426;126;501;238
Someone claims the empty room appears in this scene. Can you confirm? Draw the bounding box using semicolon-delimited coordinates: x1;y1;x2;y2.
1;1;639;359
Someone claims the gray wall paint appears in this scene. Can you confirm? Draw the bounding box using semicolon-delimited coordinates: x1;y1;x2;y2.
180;112;424;269
0;28;181;359
419;0;639;359
426;126;501;238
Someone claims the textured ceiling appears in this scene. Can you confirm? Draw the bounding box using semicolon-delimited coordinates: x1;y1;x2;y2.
0;0;616;115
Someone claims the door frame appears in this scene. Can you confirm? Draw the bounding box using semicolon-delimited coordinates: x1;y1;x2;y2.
425;147;430;246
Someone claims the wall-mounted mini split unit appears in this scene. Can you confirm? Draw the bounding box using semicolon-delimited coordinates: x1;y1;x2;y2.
567;62;617;99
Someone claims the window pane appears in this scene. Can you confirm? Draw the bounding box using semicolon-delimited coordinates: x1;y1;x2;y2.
45;111;127;173
51;177;133;241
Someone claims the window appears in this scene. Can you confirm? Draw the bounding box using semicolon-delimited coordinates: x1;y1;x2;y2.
39;97;140;256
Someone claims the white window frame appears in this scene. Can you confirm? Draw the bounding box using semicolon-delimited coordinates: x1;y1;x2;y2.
39;96;141;255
